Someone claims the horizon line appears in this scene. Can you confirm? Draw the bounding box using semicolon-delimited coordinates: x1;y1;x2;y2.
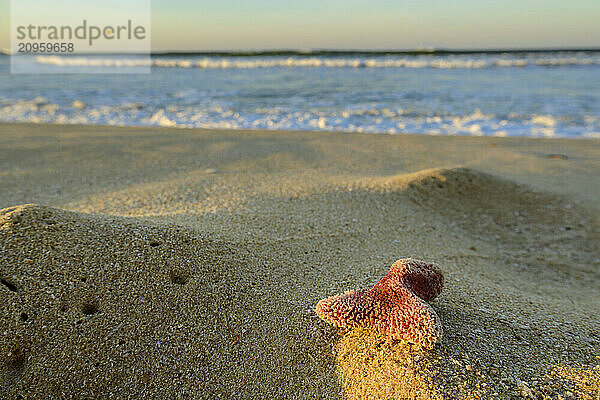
151;47;600;56
3;46;600;57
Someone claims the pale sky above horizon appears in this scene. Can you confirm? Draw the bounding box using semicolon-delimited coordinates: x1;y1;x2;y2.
1;0;599;51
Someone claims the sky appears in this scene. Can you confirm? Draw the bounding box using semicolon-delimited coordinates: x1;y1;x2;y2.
1;0;599;51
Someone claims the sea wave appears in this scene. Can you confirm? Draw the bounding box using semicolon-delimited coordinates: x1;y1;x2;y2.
1;97;598;137
34;55;600;69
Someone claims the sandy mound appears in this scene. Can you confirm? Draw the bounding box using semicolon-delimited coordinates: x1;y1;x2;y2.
1;167;599;399
375;167;600;274
0;205;338;399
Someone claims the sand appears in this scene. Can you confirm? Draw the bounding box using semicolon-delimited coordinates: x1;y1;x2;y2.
0;123;599;399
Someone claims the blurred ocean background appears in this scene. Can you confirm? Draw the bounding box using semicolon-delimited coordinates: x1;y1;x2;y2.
1;50;599;137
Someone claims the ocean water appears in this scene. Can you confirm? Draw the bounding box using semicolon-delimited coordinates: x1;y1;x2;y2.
1;51;599;137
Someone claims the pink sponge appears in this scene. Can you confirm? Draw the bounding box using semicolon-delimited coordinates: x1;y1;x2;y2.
316;258;444;349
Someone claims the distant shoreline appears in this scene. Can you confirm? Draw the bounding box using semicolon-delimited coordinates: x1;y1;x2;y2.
2;47;600;57
150;48;600;57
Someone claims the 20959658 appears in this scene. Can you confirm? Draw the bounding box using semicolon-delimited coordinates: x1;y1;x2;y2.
18;42;74;53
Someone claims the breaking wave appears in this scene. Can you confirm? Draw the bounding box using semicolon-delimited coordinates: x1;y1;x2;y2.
1;97;598;138
34;53;600;69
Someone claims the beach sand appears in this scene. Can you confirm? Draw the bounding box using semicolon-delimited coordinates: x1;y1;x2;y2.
1;123;599;399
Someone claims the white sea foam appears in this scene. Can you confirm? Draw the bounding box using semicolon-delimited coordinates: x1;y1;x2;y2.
530;115;557;127
1;98;597;138
34;54;600;70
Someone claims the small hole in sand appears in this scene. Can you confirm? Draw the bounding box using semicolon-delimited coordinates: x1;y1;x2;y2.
81;277;87;283
82;302;98;315
170;271;188;285
19;313;28;322
1;278;18;292
7;348;25;370
149;240;161;247
118;339;126;345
